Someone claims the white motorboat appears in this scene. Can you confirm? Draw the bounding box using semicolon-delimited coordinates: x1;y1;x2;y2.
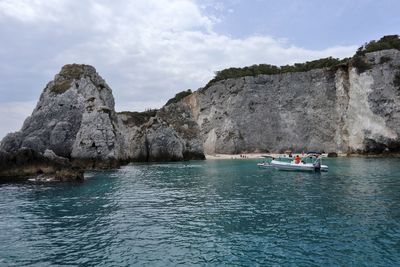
270;154;328;172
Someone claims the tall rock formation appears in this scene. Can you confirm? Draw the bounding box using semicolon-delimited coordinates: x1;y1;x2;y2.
185;49;400;155
0;64;205;167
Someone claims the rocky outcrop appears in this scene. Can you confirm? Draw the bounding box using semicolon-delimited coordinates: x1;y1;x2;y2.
146;102;205;161
115;102;205;162
0;148;83;181
0;64;205;174
186;49;400;155
1;64;116;160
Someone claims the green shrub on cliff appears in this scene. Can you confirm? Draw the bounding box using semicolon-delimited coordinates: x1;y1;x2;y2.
118;109;158;126
51;80;73;94
165;89;192;106
351;56;372;74
356;35;400;56
50;64;91;94
205;57;348;88
350;35;399;73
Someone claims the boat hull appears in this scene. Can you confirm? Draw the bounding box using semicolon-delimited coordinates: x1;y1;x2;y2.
270;160;328;172
257;162;273;168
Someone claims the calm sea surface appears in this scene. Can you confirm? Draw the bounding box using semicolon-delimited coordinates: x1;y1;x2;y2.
1;158;400;266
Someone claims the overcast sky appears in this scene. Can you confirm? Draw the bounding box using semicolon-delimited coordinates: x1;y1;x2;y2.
0;0;399;139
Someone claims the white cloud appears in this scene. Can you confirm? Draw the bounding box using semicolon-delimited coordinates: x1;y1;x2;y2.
0;0;66;22
0;0;357;138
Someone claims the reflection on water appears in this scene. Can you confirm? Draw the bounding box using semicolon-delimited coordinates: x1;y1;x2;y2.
0;158;400;266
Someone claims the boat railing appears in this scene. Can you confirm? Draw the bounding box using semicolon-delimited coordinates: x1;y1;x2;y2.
274;154;322;164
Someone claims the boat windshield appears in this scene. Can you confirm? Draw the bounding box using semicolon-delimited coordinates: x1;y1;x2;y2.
275;154;320;164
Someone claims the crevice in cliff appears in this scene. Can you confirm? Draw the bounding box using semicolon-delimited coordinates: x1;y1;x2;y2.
334;67;351;153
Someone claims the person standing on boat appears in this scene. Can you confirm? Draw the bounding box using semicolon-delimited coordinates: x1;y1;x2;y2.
295;155;301;164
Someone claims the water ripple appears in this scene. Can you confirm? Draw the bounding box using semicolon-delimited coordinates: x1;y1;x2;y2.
1;158;400;266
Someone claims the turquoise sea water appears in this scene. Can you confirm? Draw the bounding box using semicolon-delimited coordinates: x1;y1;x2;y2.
1;158;400;266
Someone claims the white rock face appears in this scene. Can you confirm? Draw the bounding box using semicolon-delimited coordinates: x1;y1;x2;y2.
345;69;397;150
188;69;340;154
333;68;350;152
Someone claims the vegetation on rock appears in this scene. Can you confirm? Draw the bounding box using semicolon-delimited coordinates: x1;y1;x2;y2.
204;57;348;88
355;35;400;56
118;109;158;126
350;56;372;74
50;64;95;94
165;89;192;106
51;80;73;94
59;64;88;80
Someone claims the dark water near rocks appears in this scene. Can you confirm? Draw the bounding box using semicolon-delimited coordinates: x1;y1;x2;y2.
1;158;400;266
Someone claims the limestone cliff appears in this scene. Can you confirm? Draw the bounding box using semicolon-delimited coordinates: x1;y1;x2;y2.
0;64;205;168
1;38;400;170
186;49;400;155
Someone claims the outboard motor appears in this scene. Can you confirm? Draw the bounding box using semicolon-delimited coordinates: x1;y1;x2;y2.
313;158;321;172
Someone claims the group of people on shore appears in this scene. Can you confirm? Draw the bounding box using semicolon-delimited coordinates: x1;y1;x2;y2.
230;154;249;159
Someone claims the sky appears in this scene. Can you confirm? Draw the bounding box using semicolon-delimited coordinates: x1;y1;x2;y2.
0;0;399;139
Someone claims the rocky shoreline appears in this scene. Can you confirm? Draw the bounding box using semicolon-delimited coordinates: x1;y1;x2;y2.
1;150;398;183
0;148;83;182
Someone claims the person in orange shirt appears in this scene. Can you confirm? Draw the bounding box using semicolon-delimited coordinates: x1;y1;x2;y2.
295;155;301;164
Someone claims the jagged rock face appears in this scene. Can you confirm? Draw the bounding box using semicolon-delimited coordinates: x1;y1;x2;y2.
0;64;205;164
187;50;400;154
188;69;339;154
0;64;119;160
1;84;84;157
115;112;149;161
147;102;205;161
115;102;205;162
145;118;185;161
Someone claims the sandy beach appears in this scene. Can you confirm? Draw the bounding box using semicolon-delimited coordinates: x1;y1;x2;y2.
205;153;298;160
205;152;334;160
205;153;266;160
